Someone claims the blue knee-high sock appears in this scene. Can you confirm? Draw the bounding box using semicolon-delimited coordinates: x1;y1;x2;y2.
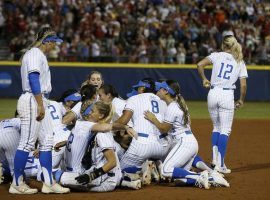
192;155;203;168
39;151;53;185
212;132;220;146
122;166;142;173
172;168;198;179
217;134;229;166
13;150;29;186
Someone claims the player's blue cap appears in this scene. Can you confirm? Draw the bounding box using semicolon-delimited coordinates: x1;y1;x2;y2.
64;92;81;102
132;81;150;89
155;81;175;95
83;104;94;116
126;89;138;98
42;35;63;44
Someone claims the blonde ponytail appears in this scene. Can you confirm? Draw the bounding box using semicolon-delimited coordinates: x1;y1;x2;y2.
176;94;190;126
222;36;243;63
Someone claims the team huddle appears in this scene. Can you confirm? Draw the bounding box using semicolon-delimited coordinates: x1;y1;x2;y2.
0;28;247;194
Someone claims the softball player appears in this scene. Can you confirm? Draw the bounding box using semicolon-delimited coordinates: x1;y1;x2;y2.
9;27;69;194
62;84;97;125
81;70;104;89
58;101;136;191
197;35;248;173
145;80;229;188
116;79;170;176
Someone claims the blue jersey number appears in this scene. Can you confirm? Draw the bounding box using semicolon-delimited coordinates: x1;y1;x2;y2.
217;62;233;80
66;133;74;152
151;100;159;113
48;105;59;120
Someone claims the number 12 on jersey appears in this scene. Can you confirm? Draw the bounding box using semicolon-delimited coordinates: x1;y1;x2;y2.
218;62;233;80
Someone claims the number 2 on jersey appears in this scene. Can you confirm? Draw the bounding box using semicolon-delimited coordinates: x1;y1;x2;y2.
218;62;233;80
48;105;59;120
151;100;159;113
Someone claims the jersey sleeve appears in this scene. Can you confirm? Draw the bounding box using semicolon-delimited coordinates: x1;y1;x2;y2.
70;102;82;119
239;62;248;79
25;48;43;74
96;133;115;151
163;104;177;125
124;96;136;112
207;52;219;64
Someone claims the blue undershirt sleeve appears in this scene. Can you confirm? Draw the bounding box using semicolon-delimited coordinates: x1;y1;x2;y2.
28;72;41;95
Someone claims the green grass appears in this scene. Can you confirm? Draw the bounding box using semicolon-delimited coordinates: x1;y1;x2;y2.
0;99;269;120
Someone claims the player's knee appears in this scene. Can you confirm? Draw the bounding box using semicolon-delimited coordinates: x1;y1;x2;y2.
220;129;231;136
39;144;53;151
161;164;173;178
18;143;34;152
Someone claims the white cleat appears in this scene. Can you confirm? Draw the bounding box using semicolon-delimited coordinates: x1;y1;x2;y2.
123;172;141;181
214;165;231;174
121;179;142;190
210;170;230;187
41;182;70;194
195;170;210;189
141;161;153;185
9;183;38;194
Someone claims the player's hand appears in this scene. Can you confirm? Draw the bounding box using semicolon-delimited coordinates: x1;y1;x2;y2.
36;105;45;121
144;110;156;122
235;99;244;110
202;79;211;89
76;172;97;185
125;126;138;139
53;141;67;152
33;149;39;158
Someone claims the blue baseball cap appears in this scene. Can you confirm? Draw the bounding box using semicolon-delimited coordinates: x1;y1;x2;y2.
64;92;81;102
155;81;175;95
42;35;63;44
132;81;150;89
126;89;138;98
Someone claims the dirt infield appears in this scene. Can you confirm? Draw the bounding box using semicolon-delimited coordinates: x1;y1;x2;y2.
1;119;269;200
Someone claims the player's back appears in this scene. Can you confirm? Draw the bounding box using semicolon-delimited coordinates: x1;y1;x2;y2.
48;101;67;131
125;93;166;136
208;52;248;89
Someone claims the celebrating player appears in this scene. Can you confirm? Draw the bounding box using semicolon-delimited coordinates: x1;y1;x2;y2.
9;27;70;194
197;34;248;174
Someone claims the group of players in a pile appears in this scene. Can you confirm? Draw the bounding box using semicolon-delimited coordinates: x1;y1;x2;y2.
0;70;230;193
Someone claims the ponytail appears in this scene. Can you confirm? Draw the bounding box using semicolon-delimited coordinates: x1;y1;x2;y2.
222;36;243;63
176;94;190;126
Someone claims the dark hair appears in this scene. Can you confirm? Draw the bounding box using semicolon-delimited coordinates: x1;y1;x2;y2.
141;77;155;94
57;89;78;102
99;84;119;98
166;80;190;125
36;27;55;41
80;84;97;102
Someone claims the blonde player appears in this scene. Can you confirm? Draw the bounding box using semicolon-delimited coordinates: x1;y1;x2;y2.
197;35;248;173
9;27;69;194
56;101;138;191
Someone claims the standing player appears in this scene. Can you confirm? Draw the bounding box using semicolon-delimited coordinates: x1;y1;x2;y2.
9;27;70;194
197;35;248;173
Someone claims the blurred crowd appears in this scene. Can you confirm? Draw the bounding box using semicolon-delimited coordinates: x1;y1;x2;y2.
1;0;270;64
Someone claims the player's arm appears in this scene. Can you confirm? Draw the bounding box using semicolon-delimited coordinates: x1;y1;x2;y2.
144;110;172;134
197;57;212;88
29;72;44;121
102;149;117;172
235;78;247;109
92;123;137;138
115;110;133;125
62;111;76;125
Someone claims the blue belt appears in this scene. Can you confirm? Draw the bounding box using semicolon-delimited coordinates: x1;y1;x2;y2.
4;126;13;129
210;86;233;90
22;91;50;98
66;167;73;171
107;172;115;177
185;131;192;135
138;132;168;139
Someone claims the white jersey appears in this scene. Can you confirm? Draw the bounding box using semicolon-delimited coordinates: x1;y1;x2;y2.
164;101;191;136
124;93;167;136
0;118;20;130
70;101;82;120
111;97;126;122
65;120;95;173
21;47;52;93
92;132;121;177
48;101;70;143
207;52;248;89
